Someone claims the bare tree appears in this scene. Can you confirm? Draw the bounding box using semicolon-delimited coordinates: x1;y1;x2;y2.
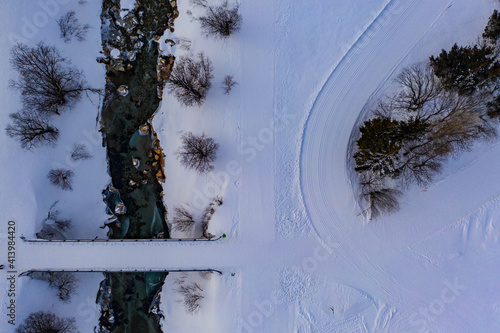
16;311;78;333
71;143;93;161
221;74;238;94
391;64;443;114
176;282;204;314
358;172;401;219
57;11;90;43
198;1;242;39
177;132;219;173
171;205;195;232
49;272;78;302
167;53;214;107
5;110;59;150
201;196;223;239
10;42;91;116
48;169;75;191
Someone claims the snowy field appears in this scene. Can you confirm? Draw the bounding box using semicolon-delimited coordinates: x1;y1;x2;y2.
1;0;500;332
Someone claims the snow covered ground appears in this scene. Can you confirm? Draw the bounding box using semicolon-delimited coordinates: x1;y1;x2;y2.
2;0;500;332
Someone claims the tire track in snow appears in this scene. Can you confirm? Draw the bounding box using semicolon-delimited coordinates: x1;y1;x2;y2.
298;0;476;332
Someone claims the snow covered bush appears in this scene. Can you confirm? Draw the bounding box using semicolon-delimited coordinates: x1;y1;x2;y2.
177;132;219;173
167;53;214;107
36;202;73;240
47;168;75;191
9;42;90;116
201;196;223;239
198;1;242;39
5;110;59;149
16;311;78;333
27;272;78;302
57;10;90;43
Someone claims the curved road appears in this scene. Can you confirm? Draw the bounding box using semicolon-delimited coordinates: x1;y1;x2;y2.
299;0;496;332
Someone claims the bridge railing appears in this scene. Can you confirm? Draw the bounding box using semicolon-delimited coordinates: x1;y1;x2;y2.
18;268;224;277
20;234;226;242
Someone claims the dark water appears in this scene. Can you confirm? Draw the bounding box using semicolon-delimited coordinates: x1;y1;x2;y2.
97;0;177;332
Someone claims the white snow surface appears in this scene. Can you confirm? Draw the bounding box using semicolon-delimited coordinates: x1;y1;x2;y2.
1;0;500;332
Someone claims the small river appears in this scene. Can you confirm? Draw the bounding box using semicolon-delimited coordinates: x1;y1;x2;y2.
97;0;177;332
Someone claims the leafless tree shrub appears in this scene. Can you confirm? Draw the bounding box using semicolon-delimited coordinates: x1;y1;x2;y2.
221;74;238;94
201;196;223;239
174;273;188;286
9;42;91;116
358;172;401;219
27;271;78;302
49;272;78;302
57;11;90;42
198;1;242;39
391;64;443;114
71;143;93;161
36;202;73;240
177;132;219;173
171;205;195;232
5;110;59;150
173;37;192;51
176;282;204;314
16;311;78;333
167;53;214;107
48;169;75;191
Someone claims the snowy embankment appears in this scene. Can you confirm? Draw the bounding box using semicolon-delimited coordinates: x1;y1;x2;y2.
153;0;242;240
0;0;108;332
0;1;109;240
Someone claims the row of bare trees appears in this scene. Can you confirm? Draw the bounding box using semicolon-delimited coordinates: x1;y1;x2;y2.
6;42;97;150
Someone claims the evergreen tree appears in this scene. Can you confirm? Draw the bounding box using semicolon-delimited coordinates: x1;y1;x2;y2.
483;10;500;43
354;117;401;175
429;44;500;95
